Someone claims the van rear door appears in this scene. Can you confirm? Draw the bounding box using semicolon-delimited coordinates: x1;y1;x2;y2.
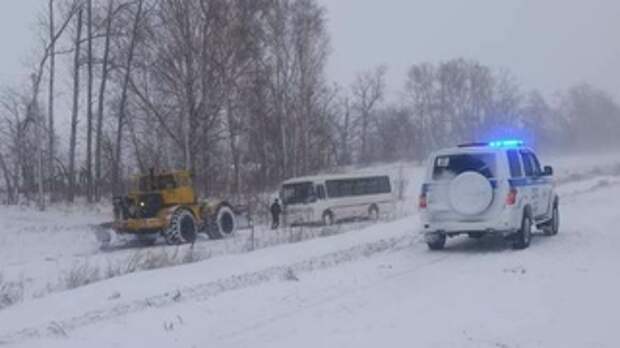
426;152;500;220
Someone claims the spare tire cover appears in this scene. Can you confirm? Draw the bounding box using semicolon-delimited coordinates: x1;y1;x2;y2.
449;172;493;216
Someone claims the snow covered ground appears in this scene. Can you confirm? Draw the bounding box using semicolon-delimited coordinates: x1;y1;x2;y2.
1;152;620;347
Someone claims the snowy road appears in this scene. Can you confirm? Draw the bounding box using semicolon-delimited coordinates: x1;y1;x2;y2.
1;165;619;347
201;183;620;348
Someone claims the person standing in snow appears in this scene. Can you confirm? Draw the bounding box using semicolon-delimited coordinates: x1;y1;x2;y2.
270;198;282;230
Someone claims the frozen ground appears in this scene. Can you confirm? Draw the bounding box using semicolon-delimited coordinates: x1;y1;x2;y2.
0;152;619;347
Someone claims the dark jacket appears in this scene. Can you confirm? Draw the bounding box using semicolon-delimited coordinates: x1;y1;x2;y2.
270;201;282;216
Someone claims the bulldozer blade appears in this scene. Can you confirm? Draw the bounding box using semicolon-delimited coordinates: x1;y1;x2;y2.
92;222;115;249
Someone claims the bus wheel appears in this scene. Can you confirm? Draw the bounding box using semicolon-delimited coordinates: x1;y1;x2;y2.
368;205;380;222
322;211;334;226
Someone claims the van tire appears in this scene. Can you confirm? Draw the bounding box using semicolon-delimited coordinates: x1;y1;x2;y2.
427;234;446;250
542;200;559;236
513;211;532;250
322;211;334;226
368;204;380;221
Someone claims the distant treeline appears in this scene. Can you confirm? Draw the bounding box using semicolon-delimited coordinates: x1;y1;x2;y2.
1;0;619;207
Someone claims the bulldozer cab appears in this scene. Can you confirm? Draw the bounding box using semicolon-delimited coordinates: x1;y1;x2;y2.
130;170;196;206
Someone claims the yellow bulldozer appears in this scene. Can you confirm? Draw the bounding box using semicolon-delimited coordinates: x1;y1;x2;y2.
95;169;236;247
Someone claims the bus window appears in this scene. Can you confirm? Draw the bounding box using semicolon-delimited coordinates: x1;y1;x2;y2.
379;176;391;193
326;180;340;197
326;176;391;198
282;182;315;205
316;184;326;200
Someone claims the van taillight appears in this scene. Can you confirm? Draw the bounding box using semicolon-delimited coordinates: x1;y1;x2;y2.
419;184;429;209
418;194;427;209
506;188;517;205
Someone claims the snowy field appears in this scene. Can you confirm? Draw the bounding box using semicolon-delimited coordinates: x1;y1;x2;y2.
1;152;620;347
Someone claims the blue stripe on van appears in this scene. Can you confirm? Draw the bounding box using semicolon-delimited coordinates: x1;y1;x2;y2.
509;177;551;187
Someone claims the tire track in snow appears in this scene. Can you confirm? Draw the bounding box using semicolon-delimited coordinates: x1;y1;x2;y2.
215;252;451;342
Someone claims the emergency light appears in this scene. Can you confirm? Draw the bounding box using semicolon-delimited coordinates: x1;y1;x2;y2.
488;139;524;148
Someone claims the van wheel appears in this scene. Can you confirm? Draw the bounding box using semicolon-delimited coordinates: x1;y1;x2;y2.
322;211;334;226
513;212;532;250
368;205;379;222
427;234;446;250
543;204;559;236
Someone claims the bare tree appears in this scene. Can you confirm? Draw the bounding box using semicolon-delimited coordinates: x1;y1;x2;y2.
68;5;83;202
94;0;115;201
351;65;386;164
85;0;94;202
112;0;143;194
1;87;39;204
40;0;79;203
404;59;499;152
332;93;353;165
0;152;14;204
32;76;46;210
558;83;620;149
47;0;56;201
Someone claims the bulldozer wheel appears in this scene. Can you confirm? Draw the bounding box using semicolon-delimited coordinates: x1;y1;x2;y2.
206;204;236;240
163;209;196;245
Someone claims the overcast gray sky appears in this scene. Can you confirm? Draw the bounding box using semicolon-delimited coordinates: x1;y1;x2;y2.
0;0;41;88
1;0;619;101
320;0;620;100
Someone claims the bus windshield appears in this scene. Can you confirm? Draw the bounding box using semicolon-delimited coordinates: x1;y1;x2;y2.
281;182;316;205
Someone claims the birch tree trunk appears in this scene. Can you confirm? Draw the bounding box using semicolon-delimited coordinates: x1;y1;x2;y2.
0;152;14;204
68;7;83;202
47;0;56;201
112;0;143;194
94;0;114;201
85;0;94;202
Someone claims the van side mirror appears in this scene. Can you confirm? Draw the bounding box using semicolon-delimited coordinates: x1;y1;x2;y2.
543;165;553;176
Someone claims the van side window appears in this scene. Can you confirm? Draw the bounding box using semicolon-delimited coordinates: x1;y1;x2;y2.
507;150;522;178
316;185;326;199
530;153;542;175
520;151;535;177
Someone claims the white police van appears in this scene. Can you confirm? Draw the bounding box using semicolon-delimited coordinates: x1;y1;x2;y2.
419;140;559;250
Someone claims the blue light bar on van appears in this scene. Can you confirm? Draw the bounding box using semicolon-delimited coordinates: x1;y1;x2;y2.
488;140;524;148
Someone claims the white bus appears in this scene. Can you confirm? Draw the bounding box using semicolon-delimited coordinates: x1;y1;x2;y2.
280;173;395;226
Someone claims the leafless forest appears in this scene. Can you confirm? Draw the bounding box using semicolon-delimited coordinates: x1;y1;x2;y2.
1;0;619;208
